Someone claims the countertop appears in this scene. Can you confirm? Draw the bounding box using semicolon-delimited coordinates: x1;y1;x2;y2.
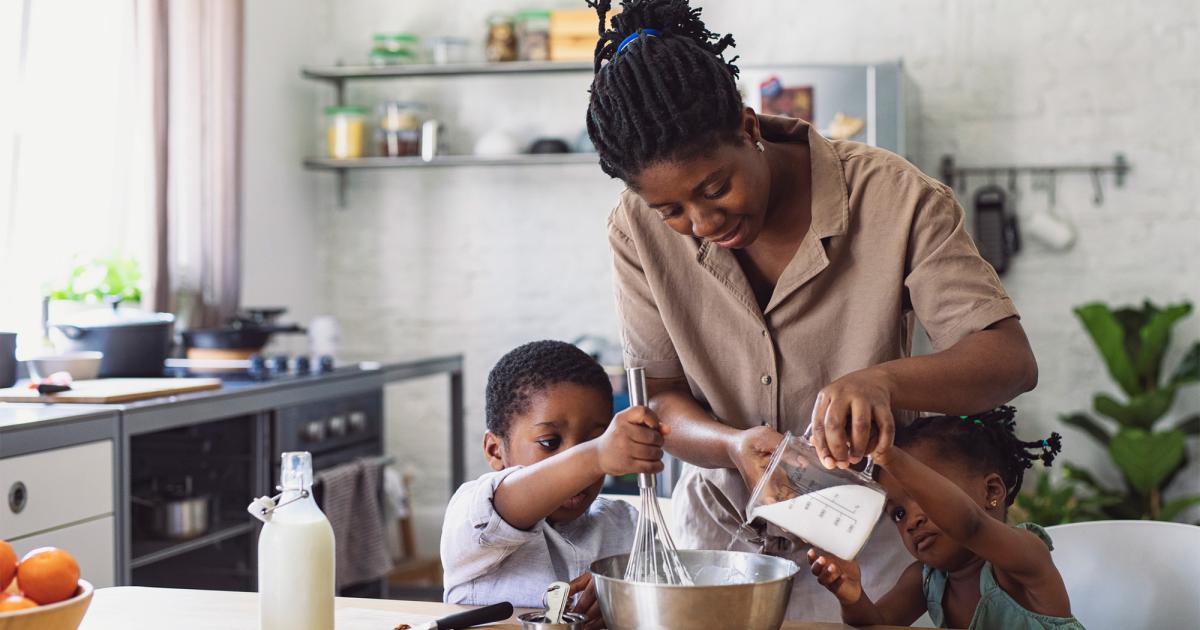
0;403;116;433
0;355;463;435
78;587;913;630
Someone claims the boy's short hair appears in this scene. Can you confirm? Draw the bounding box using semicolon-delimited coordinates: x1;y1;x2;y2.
485;340;614;440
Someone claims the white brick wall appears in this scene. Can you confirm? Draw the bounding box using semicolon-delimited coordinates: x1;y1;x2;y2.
243;0;1200;550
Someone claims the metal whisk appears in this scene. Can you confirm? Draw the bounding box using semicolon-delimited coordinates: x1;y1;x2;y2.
623;367;693;585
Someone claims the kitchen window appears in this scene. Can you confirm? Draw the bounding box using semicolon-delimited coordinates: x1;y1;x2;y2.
0;0;156;342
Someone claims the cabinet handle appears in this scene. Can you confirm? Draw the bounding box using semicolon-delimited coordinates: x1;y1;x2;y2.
8;481;27;514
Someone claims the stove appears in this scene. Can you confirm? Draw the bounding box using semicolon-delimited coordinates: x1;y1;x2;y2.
163;354;340;382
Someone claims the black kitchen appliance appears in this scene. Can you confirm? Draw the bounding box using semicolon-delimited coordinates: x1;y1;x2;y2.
973;184;1021;275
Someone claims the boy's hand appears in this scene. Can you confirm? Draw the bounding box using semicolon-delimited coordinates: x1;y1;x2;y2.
568;572;604;630
807;549;863;606
593;406;667;477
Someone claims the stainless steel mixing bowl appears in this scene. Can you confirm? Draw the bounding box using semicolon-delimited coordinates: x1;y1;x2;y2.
591;550;799;630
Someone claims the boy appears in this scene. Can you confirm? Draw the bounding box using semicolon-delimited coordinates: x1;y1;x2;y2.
441;340;666;624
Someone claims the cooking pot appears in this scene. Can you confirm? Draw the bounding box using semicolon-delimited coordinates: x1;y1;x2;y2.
50;301;174;377
181;308;304;355
132;476;211;540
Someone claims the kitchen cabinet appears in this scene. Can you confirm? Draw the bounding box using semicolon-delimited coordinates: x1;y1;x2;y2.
8;516;115;587
0;440;114;539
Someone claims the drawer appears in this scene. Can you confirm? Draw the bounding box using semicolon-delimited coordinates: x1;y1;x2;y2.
0;441;114;540
9;516;115;588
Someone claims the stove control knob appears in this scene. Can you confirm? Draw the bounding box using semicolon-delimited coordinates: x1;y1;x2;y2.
269;355;290;373
317;355;335;373
248;354;267;377
347;411;367;433
301;420;326;443
293;355;311;374
328;415;348;437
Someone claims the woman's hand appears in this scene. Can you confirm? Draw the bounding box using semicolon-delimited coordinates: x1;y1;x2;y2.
809;368;896;469
807;549;864;606
728;425;785;492
569;572;603;630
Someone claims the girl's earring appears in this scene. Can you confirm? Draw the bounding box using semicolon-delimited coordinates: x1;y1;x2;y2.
755;141;765;153
989;499;999;508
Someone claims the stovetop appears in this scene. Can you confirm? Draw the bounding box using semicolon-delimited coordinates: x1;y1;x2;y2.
163;354;348;382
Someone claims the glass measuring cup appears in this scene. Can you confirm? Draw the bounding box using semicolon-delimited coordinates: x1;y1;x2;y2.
743;431;886;560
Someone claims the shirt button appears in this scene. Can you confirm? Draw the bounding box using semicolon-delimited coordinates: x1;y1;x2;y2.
761;330;768;337
761;375;772;385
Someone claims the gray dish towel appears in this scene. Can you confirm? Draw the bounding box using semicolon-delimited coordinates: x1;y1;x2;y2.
317;458;394;589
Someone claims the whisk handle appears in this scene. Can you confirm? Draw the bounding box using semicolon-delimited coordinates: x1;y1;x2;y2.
626;367;656;490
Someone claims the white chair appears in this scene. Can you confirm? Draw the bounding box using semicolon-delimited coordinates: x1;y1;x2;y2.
1046;520;1200;630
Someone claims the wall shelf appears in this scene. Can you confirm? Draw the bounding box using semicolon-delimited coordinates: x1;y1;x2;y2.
302;61;592;85
304;153;598;171
129;521;256;570
302;61;598;207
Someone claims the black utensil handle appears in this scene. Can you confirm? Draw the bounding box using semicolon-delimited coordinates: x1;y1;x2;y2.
435;602;514;629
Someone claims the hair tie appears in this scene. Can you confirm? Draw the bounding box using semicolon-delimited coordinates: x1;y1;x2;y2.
617;28;660;55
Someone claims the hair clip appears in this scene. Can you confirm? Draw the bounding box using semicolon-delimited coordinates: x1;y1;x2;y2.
617;28;661;55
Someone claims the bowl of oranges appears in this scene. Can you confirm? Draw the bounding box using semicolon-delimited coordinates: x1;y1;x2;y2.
0;540;92;630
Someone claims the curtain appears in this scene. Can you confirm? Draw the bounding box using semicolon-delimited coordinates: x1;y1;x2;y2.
143;0;244;330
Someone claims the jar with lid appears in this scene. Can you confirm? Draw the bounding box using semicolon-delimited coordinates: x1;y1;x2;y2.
369;33;421;66
324;106;368;159
377;101;428;157
516;10;551;61
485;15;517;62
426;36;470;65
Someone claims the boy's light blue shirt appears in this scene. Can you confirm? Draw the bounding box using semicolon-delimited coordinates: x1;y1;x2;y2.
440;466;639;608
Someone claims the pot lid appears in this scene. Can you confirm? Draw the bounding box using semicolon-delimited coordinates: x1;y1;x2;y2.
52;305;174;328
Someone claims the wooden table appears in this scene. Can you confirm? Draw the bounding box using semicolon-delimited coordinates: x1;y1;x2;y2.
78;587;911;629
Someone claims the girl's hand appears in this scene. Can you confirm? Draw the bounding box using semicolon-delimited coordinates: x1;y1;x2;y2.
728;425;785;493
807;549;863;606
809;368;896;469
594;406;667;477
568;572;603;630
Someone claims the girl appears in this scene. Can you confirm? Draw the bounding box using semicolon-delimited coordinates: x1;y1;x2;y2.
809;407;1085;629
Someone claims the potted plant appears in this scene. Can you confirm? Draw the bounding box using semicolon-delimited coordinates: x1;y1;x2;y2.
1055;300;1200;522
47;256;143;305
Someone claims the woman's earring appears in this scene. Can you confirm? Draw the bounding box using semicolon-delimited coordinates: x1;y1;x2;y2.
755;141;765;153
989;499;999;508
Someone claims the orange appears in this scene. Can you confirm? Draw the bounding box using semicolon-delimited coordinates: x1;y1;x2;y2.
0;594;38;611
0;541;15;591
16;547;79;605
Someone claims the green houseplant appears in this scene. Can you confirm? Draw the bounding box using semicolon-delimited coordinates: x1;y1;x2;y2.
47;256;142;304
1058;300;1200;521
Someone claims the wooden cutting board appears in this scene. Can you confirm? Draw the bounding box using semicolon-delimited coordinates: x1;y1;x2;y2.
0;378;223;404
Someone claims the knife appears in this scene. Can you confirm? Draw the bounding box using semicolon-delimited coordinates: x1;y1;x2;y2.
409;602;514;630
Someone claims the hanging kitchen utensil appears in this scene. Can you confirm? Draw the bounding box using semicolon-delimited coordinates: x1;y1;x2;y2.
1027;170;1076;251
623;367;692;585
973;184;1017;275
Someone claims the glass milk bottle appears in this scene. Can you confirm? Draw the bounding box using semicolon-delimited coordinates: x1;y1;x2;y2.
251;452;335;630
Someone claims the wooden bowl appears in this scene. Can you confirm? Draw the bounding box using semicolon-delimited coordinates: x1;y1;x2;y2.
0;580;93;630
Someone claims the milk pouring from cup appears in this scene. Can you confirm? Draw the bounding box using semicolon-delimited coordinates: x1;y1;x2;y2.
744;432;886;560
249;452;336;630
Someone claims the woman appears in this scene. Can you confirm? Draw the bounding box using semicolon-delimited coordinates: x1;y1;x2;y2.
585;0;1038;620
